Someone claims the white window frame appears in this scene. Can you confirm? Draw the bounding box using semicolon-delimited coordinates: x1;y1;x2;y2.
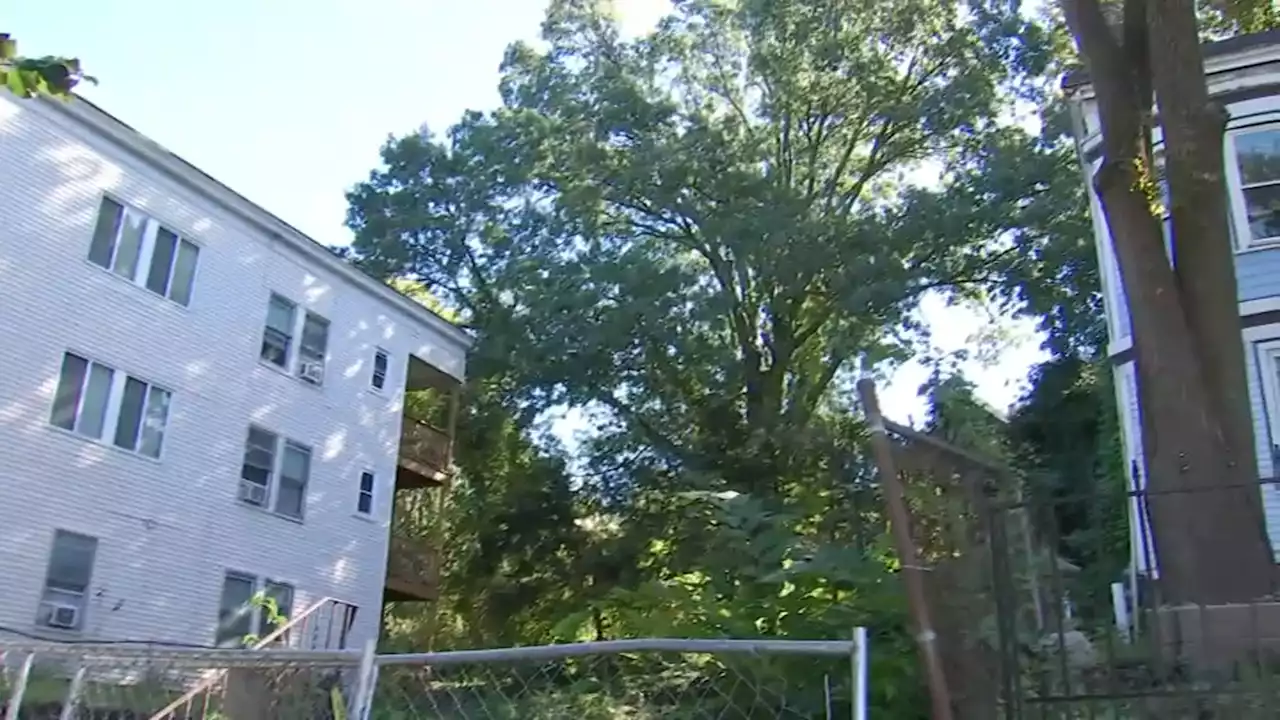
36;530;98;633
87;195;201;306
48;351;174;459
238;425;311;521
259;292;330;386
215;571;295;647
1225;124;1280;250
371;348;390;392
357;470;376;516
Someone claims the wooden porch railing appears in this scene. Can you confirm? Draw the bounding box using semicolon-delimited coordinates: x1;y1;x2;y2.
147;596;358;720
385;534;440;600
399;417;451;475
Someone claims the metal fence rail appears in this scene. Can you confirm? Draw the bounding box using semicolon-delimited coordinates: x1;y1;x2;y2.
1;633;869;719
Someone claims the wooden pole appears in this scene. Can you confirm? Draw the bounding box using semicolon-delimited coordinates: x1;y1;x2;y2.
856;377;956;720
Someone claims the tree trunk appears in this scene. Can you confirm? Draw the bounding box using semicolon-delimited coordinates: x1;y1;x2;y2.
1062;0;1274;604
1145;0;1274;600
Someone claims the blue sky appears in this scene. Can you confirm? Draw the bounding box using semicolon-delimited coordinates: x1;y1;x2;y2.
10;0;1047;429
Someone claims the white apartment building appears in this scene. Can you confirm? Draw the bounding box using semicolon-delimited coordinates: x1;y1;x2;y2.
0;92;469;650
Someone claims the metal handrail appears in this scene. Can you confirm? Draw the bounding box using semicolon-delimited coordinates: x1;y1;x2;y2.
146;596;357;720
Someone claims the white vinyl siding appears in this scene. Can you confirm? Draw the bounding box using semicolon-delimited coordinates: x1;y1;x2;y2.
87;196;199;306
0;90;471;654
238;426;311;521
36;530;98;632
49;352;173;459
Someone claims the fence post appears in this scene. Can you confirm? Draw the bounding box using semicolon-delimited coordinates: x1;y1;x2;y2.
852;626;869;720
3;652;34;720
58;666;87;720
857;377;954;720
349;638;377;720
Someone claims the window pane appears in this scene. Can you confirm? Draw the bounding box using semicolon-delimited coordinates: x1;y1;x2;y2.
169;240;199;306
262;296;295;367
276;477;305;518
372;351;388;389
358;471;374;514
1153;156;1169;218
1237;130;1280;186
301;315;329;357
113;377;147;451
50;353;89;430
277;445;309;518
216;574;256;647
45;531;97;593
282;444;310;480
138;386;172;458
242;428;276;487
1242;184;1280;242
112;211;147;280
261;582;294;636
298;315;329;383
77;363;115;439
88;197;123;268
145;228;178;296
266;295;295;333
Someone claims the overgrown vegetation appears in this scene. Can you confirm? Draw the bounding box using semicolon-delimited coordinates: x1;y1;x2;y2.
333;0;1278;715
0;33;90;99
340;0;1106;714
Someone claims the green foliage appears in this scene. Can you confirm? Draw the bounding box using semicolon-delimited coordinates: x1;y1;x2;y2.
0;33;93;99
241;591;288;647
1007;357;1130;620
344;0;1093;714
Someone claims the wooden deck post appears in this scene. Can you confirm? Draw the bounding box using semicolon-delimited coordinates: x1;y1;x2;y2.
857;377;955;720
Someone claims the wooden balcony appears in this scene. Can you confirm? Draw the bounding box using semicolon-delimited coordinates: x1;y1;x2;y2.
397;417;451;489
384;535;440;602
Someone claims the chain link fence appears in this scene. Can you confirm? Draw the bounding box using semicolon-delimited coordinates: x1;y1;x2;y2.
1;634;868;719
0;644;361;719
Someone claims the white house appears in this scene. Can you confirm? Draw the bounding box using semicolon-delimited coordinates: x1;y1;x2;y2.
0;92;470;650
1065;29;1280;575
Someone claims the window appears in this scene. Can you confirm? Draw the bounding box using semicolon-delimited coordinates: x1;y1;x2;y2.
371;349;389;391
259;294;330;385
88;197;199;305
1256;340;1280;475
1153;154;1174;262
49;352;172;458
215;572;294;647
238;426;311;520
357;471;375;515
297;313;329;384
36;531;97;632
261;294;296;368
1230;127;1280;246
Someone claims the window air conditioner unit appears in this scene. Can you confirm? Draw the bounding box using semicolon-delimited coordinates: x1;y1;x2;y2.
239;480;267;506
42;602;80;630
299;361;324;384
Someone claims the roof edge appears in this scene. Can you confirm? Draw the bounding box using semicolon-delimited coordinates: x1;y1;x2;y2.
1061;28;1280;90
40;94;475;355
